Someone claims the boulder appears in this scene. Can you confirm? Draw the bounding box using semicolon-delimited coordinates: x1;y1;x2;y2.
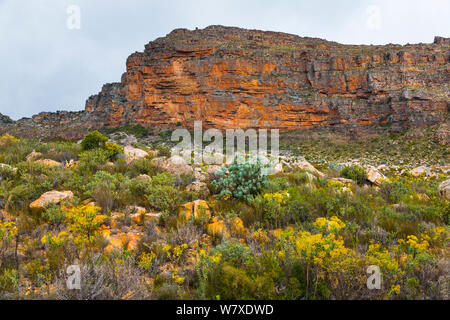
152;155;193;175
410;166;432;177
366;166;388;186
136;174;152;181
207;217;230;239
126;232;141;251
193;167;208;182
104;232;128;253
439;179;450;200
331;177;354;185
186;180;210;197
206;165;222;179
35;159;62;168
30;190;74;210
178;200;211;222
268;162;283;175
145;212;162;222
104;230;141;253
127;205;148;225
26;150;43;162
124;146;149;163
292;160;324;178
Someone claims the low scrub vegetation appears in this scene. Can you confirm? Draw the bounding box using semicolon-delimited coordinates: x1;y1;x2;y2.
0;132;448;300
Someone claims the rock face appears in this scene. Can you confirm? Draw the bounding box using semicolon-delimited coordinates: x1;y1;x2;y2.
0;114;14;126
84;26;449;132
1;26;449;138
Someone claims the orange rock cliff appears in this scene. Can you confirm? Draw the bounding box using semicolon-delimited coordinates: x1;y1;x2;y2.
1;26;449;138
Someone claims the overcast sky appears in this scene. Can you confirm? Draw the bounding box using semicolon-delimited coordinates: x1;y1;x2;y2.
0;0;449;120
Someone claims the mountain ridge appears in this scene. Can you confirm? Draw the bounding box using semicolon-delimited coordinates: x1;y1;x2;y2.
1;26;449;139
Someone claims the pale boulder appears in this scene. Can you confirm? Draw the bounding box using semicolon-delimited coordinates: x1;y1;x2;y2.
30;190;74;210
179;200;211;222
152;155;193;175
293;160;324;178
186;180;210;197
439;179;450;200
124;146;149;163
366;166;388;186
26;150;43;162
410;166;432;177
206;165;222;179
35;159;62;168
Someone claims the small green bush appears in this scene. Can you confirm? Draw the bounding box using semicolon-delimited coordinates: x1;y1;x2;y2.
77;149;109;174
81;131;108;151
104;142;124;161
341;165;368;185
145;184;183;214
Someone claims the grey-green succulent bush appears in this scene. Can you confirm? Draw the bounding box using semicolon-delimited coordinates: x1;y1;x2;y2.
212;157;268;201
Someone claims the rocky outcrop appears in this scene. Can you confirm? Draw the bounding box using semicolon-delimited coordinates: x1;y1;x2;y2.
1;26;448;138
0;114;14;126
84;26;449;132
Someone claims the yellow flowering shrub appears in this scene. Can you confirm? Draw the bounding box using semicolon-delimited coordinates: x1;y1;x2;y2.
0;221;17;243
0;134;19;148
365;242;399;273
138;252;157;271
65;205;107;247
171;271;185;285
163;243;188;263
313;216;346;233
263;190;289;203
229;217;246;238
41;231;69;247
398;235;429;255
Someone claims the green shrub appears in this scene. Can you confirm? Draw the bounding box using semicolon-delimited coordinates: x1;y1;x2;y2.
0;269;18;295
0;165;16;180
130;158;160;176
43;204;67;226
85;171;131;212
77;149;109;174
212;158;268;201
81;131;108;151
104;142;124;161
155;144;172;158
145;184;183;214
379;181;410;203
341;165;368;185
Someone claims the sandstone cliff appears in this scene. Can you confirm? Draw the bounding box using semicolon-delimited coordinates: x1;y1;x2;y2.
1;26;449;139
85;26;449;131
